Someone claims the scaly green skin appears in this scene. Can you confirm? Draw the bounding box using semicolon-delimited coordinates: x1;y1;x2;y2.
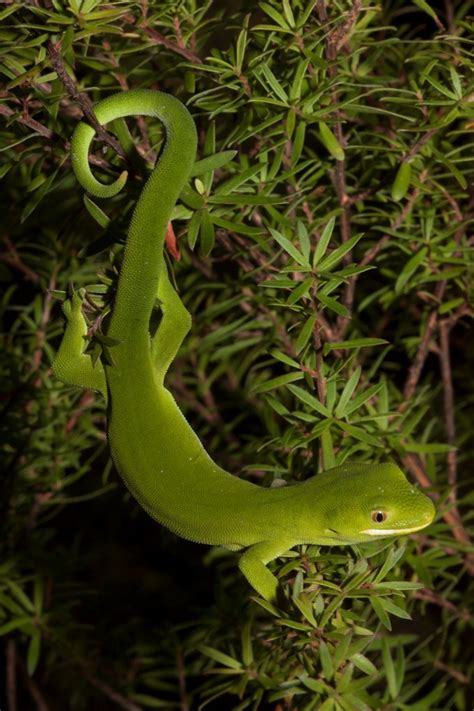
53;90;436;601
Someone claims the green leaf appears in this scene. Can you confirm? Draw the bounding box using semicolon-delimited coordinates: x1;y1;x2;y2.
27;174;48;193
432;145;467;189
190;150;237;176
21;165;66;223
324;338;388;355
343;382;383;417
336;421;382;447
6;581;34;612
252;371;304;394
84;194;110;228
335;367;361;418
241;621;253;666
287;384;331;417
270;350;300;369
210;336;262;361
378;597;411;621
27;632;41;676
404;441;454;454
214;164;262;195
212;216;262;236
293;594;318;628
351;653;378;676
319;640;334;680
448;65;462;100
391;162;411;201
260;2;291;30
295;314;317;354
313;217;336;267
374;545;406;583
260;63;289;103
187;209;202;250
370;597;391;630
270;228;309;267
197;644;243;670
235;26;247;73
199;209;215;257
318;122;344;160
130;694;184;708
395;247;428;294
0;617;33;636
381;637;397;699
299;676;326;693
282;0;296;28
287;277;313;305
412;0;442;26
290;59;309;100
321;428;336;469
180;185;205;209
438;297;464;315
297;221;310;262
375;581;423;591
317;292;350;318
318;233;364;272
423;73;457;100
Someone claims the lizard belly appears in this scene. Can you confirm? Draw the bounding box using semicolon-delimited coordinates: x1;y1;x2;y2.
106;373;273;546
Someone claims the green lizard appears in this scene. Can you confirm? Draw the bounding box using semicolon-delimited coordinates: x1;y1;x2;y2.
53;90;435;601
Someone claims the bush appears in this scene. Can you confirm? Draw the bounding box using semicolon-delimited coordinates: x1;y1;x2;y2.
1;1;473;709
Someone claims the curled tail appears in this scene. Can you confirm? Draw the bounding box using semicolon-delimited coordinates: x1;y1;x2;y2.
70;89;197;341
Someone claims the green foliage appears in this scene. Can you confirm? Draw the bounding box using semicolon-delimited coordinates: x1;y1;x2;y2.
1;1;473;709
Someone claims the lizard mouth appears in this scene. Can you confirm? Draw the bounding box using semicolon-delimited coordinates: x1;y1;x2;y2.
360;523;430;536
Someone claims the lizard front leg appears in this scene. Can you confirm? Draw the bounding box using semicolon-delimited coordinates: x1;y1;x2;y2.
151;261;191;386
52;290;107;398
238;539;295;601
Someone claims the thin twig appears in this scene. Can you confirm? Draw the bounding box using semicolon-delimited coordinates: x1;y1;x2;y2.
438;320;457;505
316;1;352;321
6;638;17;711
414;588;471;621
311;288;327;405
0;102;54;139
433;660;470;685
333;0;362;50
403;453;474;575
0;100;121;173
176;647;189;711
47;40;127;160
32;269;57;372
140;24;202;64
82;669;143;711
17;655;50;711
0;235;40;283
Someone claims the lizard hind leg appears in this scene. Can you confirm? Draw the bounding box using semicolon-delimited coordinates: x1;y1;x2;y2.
151;261;191;386
52;290;107;398
238;540;295;601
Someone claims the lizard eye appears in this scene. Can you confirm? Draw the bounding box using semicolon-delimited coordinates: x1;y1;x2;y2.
371;511;387;523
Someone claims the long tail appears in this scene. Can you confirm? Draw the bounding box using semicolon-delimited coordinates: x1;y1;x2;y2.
70;89;197;340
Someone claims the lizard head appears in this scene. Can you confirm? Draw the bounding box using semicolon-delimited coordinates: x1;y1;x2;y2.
318;462;435;544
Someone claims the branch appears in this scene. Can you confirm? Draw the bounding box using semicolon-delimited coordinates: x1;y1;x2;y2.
316;1;353;327
0;99;120;174
17;654;50;711
403;453;474;575
400;280;446;407
47;40;127;161
0;235;40;283
6;638;17;711
438;320;457;505
81;669;143;711
140;24;203;64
